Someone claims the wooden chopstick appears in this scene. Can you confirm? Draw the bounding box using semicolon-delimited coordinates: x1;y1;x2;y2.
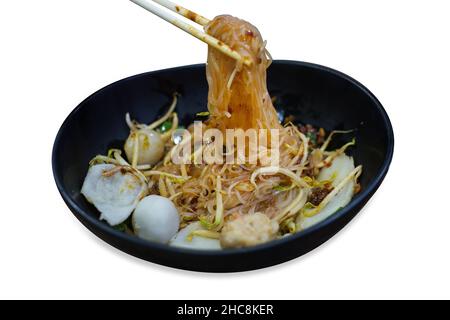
152;0;210;26
130;0;252;66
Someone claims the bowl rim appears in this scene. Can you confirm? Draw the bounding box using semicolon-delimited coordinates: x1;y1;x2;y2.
52;60;395;257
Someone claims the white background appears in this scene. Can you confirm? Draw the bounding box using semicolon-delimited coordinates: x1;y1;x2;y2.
1;0;449;300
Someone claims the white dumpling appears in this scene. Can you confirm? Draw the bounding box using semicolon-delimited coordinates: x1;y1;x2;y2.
298;154;356;230
124;129;165;166
170;222;222;250
81;164;147;226
132;195;180;244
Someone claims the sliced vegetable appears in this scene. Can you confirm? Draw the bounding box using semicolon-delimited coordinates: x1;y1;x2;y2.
273;184;294;192
158;120;173;133
199;176;223;230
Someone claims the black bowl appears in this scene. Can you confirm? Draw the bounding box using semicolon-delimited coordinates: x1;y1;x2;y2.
52;60;394;272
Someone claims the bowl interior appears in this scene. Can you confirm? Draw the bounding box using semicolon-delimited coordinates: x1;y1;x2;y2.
53;61;392;259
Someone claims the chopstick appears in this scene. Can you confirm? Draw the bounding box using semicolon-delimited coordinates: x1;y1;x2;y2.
152;0;210;26
129;0;252;66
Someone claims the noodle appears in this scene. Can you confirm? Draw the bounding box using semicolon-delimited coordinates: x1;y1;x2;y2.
85;14;362;248
147;15;313;232
205;15;280;131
